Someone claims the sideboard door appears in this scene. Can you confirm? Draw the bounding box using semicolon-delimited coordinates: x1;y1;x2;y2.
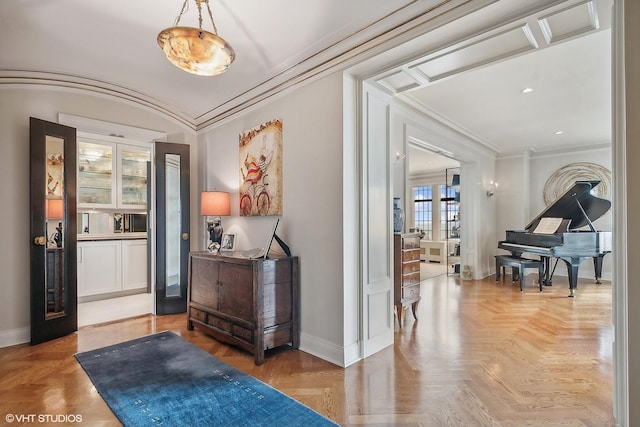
218;262;254;321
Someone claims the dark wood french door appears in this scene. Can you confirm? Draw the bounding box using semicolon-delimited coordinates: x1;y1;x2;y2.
155;142;190;314
29;117;77;344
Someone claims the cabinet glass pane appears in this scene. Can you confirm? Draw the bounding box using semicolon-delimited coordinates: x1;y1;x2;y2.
121;147;150;206
78;141;113;205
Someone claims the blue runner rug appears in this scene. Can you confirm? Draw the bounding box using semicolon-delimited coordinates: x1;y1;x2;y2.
75;331;338;427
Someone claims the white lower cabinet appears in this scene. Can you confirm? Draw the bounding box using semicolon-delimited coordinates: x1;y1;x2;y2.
78;239;147;298
122;240;148;290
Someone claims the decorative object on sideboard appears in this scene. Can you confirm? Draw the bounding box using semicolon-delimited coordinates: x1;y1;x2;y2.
201;191;231;253
543;162;612;205
239;119;283;216
157;0;235;76
220;233;236;251
393;197;404;233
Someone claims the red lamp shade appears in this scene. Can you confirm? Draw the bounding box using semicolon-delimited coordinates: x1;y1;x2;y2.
201;191;231;216
46;199;64;219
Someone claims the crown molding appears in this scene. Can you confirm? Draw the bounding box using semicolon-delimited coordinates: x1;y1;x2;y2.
0;69;196;131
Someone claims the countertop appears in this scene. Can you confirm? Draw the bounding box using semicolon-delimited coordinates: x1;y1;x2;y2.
77;232;147;241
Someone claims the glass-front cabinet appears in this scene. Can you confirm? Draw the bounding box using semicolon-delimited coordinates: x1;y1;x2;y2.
119;145;150;208
78;137;150;210
78;141;115;207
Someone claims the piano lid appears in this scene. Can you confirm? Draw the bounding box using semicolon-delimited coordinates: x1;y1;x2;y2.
525;181;611;231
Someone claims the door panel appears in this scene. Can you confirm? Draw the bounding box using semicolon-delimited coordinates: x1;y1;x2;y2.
155;142;190;314
361;87;394;358
30;117;77;344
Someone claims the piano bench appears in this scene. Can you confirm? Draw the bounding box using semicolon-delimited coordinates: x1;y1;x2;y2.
495;255;543;293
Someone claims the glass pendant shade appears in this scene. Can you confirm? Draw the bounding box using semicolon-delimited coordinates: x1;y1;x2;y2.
158;27;235;76
158;0;235;76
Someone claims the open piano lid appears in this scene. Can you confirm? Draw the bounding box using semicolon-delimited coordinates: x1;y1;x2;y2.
525;180;611;231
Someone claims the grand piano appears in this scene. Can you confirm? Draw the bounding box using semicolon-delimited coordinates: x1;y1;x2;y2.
498;180;612;297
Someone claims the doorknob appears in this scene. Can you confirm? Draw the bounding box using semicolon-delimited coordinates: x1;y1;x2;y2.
182;233;189;241
34;236;46;246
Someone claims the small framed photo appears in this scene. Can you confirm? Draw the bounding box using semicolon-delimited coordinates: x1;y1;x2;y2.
220;233;236;251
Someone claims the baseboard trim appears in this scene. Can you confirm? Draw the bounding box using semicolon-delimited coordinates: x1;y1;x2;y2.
299;332;357;368
0;327;30;348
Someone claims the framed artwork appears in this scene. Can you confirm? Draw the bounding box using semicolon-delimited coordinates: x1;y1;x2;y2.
543;162;612;205
239;119;283;216
220;233;236;251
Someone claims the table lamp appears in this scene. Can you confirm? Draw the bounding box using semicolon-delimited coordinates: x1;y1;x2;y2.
46;199;64;247
201;191;231;252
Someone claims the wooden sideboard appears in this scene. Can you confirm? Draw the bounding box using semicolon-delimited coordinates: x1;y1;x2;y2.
187;252;299;365
394;233;421;328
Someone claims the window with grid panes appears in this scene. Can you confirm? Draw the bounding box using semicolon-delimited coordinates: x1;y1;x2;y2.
440;185;459;240
413;186;432;240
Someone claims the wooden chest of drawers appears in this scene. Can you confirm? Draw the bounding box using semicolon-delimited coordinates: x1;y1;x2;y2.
394;233;421;328
187;252;299;365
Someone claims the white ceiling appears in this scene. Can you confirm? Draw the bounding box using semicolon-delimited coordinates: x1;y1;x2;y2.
0;0;611;169
0;0;444;127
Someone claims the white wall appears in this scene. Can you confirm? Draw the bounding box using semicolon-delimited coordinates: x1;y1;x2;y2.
198;72;348;364
495;153;530;233
0;87;196;346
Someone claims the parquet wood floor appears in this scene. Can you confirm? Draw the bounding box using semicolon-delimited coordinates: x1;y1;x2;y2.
0;273;614;426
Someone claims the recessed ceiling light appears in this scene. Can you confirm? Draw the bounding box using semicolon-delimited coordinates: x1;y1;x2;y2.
521;87;533;94
554;131;564;135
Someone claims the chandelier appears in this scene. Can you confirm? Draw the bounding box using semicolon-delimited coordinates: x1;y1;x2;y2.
157;0;235;76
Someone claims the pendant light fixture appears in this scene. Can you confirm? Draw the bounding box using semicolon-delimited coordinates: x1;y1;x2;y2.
157;0;235;76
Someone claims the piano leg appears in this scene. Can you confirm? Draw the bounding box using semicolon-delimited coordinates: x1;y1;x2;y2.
558;258;580;297
593;254;607;284
561;257;590;297
541;256;552;286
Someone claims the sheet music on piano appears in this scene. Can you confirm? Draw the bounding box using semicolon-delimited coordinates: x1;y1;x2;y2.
532;217;563;234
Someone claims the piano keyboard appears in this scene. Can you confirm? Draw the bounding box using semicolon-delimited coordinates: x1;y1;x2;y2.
498;242;553;255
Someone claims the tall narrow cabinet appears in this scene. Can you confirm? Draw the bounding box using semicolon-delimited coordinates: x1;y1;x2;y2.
394;233;421;328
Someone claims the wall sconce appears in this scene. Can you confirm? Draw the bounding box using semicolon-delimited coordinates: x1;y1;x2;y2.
486;181;499;197
201;191;230;252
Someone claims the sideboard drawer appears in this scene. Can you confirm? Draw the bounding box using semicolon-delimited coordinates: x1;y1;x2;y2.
402;248;421;262
402;283;420;300
403;272;420;286
190;307;207;324
402;261;420;274
232;324;253;343
207;314;232;333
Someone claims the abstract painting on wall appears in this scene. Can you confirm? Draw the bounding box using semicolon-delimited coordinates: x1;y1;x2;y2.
239;119;283;216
